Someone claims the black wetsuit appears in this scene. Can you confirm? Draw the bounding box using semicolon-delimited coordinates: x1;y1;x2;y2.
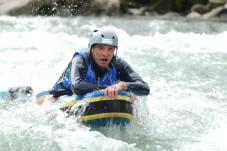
70;53;150;96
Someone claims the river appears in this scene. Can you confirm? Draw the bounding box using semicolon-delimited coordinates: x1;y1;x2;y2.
0;15;227;151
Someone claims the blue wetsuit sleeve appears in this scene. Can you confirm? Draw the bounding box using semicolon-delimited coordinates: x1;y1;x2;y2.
115;58;150;96
70;55;107;95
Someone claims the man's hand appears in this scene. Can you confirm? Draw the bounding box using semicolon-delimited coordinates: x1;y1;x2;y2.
104;82;128;99
130;92;136;103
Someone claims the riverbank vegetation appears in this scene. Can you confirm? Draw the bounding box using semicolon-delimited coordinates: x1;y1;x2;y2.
1;0;226;19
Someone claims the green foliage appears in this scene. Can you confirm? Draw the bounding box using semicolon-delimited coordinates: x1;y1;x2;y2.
192;0;208;4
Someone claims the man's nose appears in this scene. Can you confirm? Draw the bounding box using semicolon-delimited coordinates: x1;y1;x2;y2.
102;49;109;56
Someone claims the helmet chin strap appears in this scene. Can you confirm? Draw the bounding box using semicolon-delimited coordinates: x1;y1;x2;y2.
112;47;118;60
89;46;94;63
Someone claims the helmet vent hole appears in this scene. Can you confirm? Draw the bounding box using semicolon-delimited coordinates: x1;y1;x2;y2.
101;34;104;37
94;30;98;32
112;36;115;39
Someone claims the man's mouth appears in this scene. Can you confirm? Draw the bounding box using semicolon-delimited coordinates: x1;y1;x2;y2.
101;58;108;63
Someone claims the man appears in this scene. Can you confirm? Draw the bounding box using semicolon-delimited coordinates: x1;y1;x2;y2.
51;27;150;99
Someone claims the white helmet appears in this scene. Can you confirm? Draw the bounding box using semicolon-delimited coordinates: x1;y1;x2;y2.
88;28;118;49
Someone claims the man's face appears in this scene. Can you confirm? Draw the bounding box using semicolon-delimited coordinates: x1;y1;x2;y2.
91;44;116;69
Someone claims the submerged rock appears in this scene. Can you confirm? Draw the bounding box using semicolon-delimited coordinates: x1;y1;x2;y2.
187;12;201;18
209;0;226;9
203;5;225;18
188;0;227;19
191;4;210;15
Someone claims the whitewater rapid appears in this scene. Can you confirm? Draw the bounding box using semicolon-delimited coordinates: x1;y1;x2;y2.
1;15;227;151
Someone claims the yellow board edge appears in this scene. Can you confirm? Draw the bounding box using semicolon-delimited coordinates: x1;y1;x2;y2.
36;94;53;104
86;95;131;103
59;95;132;108
80;112;134;121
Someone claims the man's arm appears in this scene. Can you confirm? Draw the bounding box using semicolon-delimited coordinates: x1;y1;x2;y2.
115;57;150;96
70;55;107;95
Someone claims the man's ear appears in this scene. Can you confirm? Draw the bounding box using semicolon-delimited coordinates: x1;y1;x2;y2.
89;46;93;54
90;45;95;53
